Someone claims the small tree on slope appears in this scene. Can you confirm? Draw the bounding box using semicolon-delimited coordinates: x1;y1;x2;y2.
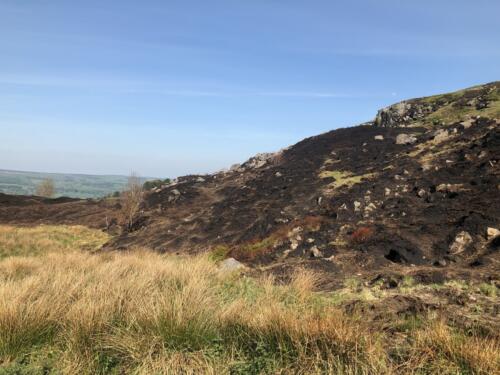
120;172;143;231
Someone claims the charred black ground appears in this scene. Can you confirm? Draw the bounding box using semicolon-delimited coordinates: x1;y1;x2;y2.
1;82;499;287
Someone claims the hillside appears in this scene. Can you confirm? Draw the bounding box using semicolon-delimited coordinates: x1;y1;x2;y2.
0;169;135;199
0;82;499;374
95;82;499;284
1;82;499;286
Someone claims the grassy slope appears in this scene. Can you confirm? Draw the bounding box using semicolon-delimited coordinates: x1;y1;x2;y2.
0;225;498;374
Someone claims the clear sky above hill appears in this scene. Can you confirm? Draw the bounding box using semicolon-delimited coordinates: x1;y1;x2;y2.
1;0;499;177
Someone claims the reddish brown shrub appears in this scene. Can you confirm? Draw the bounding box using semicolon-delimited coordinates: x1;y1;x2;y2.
351;227;375;243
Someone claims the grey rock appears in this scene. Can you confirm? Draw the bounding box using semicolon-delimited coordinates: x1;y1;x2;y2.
219;258;246;272
433;129;450;143
354;201;362;212
449;231;473;255
396;133;418;145
309;246;323;258
487;227;500;240
437;259;447;267
436;184;465;193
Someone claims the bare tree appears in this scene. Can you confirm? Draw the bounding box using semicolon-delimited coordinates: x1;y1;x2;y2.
36;178;55;198
120;172;143;230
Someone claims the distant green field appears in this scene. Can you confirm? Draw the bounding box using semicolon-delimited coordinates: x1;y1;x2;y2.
0;169;148;199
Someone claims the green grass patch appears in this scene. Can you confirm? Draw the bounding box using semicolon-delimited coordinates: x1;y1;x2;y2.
319;170;376;190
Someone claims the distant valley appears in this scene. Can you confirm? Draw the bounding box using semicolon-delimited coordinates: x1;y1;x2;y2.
0;169;148;199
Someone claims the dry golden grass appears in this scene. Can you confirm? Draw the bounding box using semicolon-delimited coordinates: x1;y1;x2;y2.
0;250;386;374
0;225;498;374
0;225;109;258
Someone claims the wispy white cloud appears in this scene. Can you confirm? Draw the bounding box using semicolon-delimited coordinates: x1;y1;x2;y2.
0;74;376;99
257;91;353;98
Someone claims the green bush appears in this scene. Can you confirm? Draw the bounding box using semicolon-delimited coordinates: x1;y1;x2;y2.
142;178;171;191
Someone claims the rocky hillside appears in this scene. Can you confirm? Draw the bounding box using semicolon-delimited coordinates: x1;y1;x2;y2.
1;82;499;285
102;82;498;283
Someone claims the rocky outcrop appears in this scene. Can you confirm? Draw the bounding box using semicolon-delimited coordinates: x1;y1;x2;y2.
374;101;434;127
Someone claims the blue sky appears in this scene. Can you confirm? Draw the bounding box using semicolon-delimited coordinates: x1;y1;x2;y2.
1;0;499;177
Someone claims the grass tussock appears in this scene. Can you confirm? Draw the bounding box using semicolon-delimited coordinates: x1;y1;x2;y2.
0;251;386;374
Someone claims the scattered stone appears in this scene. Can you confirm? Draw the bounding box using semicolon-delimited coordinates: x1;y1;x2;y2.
487;227;500;240
275;171;282;177
309;246;323;258
365;203;376;212
385;188;391;196
172;189;181;196
417;188;426;198
449;231;473;255
196;177;206;183
478;151;488;159
433;129;450;143
354;201;362;212
436;259;447;267
307;238;315;243
374;135;384;141
460;119;474;129
436;184;465;193
396;133;417;145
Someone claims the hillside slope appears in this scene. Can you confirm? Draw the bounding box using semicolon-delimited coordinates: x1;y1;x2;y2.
1;82;499;285
104;82;499;283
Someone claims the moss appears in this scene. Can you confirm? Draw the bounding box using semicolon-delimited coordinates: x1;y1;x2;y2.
478;283;497;297
208;245;231;262
231;236;276;261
